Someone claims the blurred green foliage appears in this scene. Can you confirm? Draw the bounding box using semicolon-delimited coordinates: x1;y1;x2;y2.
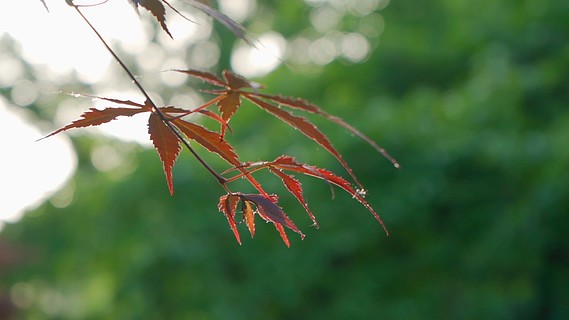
2;0;569;319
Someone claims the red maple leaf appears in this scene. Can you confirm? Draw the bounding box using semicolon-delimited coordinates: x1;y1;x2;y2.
42;68;395;246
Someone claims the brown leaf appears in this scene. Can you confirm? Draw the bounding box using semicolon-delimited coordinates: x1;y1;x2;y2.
41;107;145;140
240;193;304;246
138;0;172;38
270;156;389;235
218;194;242;244
217;92;241;122
244;94;364;190
269;167;318;228
66;93;150;110
148;112;181;195
223;70;259;90
257;93;400;169
173;69;226;87
171;119;240;166
243;200;255;237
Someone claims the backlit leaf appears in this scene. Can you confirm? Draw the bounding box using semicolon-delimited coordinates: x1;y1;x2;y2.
217;92;241;122
173;69;226;87
270;156;388;235
218;194;241;244
223;70;259;90
245;94;365;190
148;112;181;195
67;93;150;110
269;167;318;228
134;0;172;38
171;119;240;166
185;0;252;45
257;93;400;168
243;200;255;237
41;107;145;140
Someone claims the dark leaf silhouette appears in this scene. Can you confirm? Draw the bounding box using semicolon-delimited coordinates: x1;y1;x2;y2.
40;0;49;11
130;0;172;38
128;0;252;44
40;107;145;140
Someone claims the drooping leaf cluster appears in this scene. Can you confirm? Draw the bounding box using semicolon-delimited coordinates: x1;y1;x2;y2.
41;0;397;246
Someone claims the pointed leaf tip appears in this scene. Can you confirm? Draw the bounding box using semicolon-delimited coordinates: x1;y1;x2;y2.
136;0;173;38
40;107;146;140
148;113;181;195
218;194;242;244
40;0;49;11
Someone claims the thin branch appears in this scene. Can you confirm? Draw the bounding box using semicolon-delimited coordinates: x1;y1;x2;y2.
69;2;229;189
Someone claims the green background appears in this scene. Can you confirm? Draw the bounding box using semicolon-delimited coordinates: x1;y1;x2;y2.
1;0;568;318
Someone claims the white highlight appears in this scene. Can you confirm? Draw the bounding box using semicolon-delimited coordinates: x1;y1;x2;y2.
231;32;286;78
0;98;76;224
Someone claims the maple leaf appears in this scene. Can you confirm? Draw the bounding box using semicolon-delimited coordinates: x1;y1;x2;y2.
218;193;304;247
46;0;397;247
270;156;389;235
39;107;145;140
218;194;241;244
268;167;318;228
223;155;389;236
185;0;253;45
244;94;364;187
148;112;181;195
171;118;239;166
176;69;398;189
39;94;150;140
40;0;49;11
129;0;172;38
255;93;400;168
217;92;241;122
